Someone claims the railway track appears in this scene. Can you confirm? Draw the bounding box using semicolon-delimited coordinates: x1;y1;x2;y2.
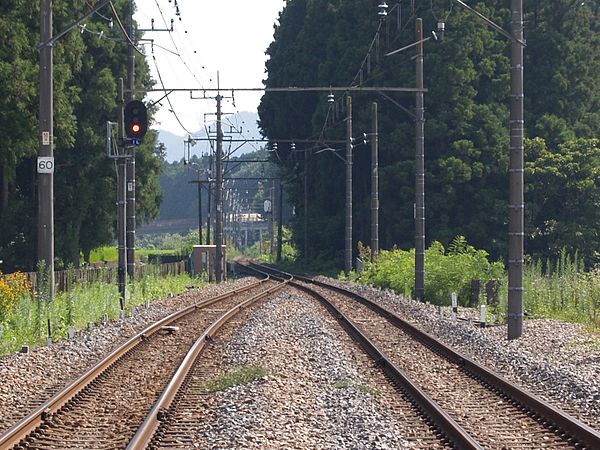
248;263;600;450
0;276;285;450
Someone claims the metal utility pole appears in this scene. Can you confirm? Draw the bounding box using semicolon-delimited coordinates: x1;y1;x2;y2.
345;95;353;275
39;0;55;299
415;18;426;302
215;93;224;283
117;79;127;307
277;180;283;262
126;0;136;279
371;102;379;262
508;0;524;340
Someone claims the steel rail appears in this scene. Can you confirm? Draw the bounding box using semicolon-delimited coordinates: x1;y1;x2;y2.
0;279;268;449
241;263;481;449
256;263;600;449
127;271;290;448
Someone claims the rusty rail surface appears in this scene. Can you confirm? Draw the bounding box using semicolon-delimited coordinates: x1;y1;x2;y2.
253;263;600;449
241;263;481;450
127;269;289;448
0;279;268;450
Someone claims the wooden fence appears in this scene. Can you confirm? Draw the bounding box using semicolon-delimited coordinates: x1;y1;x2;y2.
2;261;188;294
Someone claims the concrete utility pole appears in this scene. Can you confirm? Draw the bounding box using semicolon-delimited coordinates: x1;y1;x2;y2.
345;95;353;275
189;178;204;245
39;0;55;298
304;147;309;261
126;0;136;279
277;180;283;262
508;0;524;340
415;18;426;302
197;180;203;245
206;177;212;245
371;102;379;262
117;79;127;307
215;93;224;283
270;181;275;255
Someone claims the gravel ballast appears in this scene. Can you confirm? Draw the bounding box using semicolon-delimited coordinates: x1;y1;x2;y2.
318;277;600;430
2;273;598;447
0;278;256;431
193;289;415;449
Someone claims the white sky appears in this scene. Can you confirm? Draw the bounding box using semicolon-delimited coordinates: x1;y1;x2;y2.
134;0;285;135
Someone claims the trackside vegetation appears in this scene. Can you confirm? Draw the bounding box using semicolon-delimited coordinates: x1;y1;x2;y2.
352;237;504;306
0;267;202;356
350;240;600;329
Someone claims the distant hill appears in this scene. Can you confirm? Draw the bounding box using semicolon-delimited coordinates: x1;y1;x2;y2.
156;111;262;162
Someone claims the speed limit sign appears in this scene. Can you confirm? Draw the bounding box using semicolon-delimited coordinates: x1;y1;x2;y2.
37;157;54;174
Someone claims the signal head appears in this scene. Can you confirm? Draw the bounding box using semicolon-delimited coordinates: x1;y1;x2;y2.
124;100;148;140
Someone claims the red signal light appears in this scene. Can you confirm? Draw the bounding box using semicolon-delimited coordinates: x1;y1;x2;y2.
132;123;141;133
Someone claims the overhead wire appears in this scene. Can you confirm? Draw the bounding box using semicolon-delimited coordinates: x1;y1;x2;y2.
153;0;208;90
152;53;194;135
108;0;145;55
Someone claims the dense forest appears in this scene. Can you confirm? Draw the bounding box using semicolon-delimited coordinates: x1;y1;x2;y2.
259;0;600;266
0;1;162;271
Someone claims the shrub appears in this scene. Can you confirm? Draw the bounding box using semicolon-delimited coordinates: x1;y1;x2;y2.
357;236;504;305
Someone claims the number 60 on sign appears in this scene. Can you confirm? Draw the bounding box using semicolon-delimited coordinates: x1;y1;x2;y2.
37;157;54;174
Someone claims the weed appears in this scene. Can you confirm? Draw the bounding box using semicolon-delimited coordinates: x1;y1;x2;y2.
334;378;380;396
334;379;352;389
204;366;267;392
0;271;202;356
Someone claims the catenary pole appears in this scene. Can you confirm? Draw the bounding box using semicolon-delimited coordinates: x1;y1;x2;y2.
117;79;127;308
508;0;524;340
207;177;212;245
345;95;353;275
270;181;275;255
197;179;203;245
277;180;283;263
39;0;55;298
126;0;136;279
304;147;309;261
415;18;426;302
215;92;224;283
371;102;379;262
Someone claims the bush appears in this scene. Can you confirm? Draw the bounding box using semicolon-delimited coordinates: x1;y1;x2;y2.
356;236;504;305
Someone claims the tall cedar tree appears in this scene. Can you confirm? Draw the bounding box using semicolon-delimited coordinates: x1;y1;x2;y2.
0;0;162;270
259;0;599;266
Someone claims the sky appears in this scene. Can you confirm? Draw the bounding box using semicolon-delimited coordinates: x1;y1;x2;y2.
134;0;286;136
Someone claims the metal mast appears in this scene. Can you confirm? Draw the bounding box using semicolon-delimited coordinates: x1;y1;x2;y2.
508;0;524;340
345;95;353;274
415;18;426;301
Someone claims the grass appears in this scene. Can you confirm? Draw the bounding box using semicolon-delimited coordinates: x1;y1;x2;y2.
334;378;381;396
491;252;600;329
204;366;267;392
0;271;203;356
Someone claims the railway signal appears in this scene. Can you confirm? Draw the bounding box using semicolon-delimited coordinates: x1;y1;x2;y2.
124;100;147;141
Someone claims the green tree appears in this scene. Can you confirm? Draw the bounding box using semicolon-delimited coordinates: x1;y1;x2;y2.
259;0;600;268
525;138;600;264
0;0;163;270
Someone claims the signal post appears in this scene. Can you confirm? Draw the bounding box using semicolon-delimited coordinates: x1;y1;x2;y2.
112;79;147;310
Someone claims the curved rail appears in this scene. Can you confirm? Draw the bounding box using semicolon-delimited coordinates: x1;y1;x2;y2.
127;268;290;448
241;262;481;449
253;263;600;449
0;278;268;449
